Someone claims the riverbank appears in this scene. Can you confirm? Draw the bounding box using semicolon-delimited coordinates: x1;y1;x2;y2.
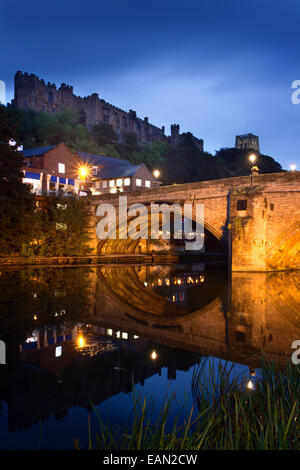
0;252;227;266
89;359;300;451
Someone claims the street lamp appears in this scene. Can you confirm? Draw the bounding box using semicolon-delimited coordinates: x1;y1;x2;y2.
79;166;88;190
290;163;296;172
153;169;160;179
249;154;259;186
249;154;256;165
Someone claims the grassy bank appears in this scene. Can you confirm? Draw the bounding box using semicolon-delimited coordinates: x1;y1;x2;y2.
86;359;299;450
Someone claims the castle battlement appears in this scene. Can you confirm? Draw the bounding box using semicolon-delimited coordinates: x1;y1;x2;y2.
12;71;202;145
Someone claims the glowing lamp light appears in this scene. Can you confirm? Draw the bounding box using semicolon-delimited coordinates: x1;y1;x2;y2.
247;380;254;390
77;336;85;348
151;350;158;360
153;170;160;178
249;154;256;164
290;163;296;172
79;167;88;178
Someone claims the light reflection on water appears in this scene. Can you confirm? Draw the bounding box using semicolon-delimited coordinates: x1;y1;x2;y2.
0;263;299;449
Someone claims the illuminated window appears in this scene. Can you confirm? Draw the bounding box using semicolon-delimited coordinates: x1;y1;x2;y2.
107;329;113;336
109;180;115;188
58;163;65;173
124;178;130;186
121;332;128;340
136;178;142;186
116;331;120;338
145;180;151;187
116;178;123;187
55;346;62;357
102;180;107;188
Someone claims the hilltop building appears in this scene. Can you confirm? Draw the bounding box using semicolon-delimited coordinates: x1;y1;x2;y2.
11;71;204;148
235;133;260;152
169;124;204;151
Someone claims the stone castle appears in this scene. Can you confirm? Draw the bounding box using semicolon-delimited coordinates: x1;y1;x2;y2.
235;133;260;152
12;71;204;149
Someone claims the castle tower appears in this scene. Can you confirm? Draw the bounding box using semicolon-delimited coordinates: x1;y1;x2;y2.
170;124;180;138
235;133;260;153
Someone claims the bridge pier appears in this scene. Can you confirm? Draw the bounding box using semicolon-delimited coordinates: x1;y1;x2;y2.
230;188;268;271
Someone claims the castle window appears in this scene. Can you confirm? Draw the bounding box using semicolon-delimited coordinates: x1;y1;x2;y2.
145;180;151;188
124;178;130;186
237;199;247;211
102;180;108;189
48;91;54;104
116;179;123;187
109;180;115;188
136;178;142;187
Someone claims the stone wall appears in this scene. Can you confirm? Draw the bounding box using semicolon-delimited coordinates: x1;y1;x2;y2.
12;71;166;142
89;171;300;271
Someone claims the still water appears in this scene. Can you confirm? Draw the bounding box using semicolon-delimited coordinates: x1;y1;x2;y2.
0;263;299;449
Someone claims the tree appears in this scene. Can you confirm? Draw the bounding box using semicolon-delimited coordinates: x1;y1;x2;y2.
91;122;118;147
215;148;283;176
0;105;37;255
36;196;93;257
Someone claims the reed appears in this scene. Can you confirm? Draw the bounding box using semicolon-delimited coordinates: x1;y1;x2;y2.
88;358;299;450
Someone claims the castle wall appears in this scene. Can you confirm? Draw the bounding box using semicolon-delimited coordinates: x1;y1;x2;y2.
13;71;166;143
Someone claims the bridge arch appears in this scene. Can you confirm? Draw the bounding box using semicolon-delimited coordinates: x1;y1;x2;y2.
266;222;300;271
95;203;225;255
96;264;227;325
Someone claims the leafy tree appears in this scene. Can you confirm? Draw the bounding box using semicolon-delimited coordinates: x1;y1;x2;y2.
91;122;118;146
36;196;93;257
127;141;167;169
215;148;283;176
0;105;37;255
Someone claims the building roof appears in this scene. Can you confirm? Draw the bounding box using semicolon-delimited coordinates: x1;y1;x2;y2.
23;145;56;157
77;151;131;168
95;164;145;179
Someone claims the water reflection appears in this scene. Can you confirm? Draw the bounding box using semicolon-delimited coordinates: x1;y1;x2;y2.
0;264;299;436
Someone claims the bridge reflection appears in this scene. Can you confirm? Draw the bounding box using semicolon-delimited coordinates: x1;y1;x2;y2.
0;264;299;432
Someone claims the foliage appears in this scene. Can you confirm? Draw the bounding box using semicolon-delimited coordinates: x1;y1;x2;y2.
33;196;93;257
4;106;284;186
91;122;118;146
215;147;283;176
0;105;38;255
89;358;300;450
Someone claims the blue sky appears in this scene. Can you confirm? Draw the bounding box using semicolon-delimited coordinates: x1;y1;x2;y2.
1;0;300;169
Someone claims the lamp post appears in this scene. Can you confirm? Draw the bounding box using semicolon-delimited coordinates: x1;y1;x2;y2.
249;154;258;186
290;163;296;172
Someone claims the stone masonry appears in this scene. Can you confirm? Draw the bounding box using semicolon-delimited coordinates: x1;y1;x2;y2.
88;171;300;272
12;71;203;147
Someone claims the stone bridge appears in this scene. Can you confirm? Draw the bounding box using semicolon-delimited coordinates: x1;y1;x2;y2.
88;171;300;272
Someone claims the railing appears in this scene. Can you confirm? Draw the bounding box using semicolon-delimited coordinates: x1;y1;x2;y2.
34;189;79;197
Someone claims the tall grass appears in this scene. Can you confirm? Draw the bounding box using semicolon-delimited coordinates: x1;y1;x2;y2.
88;359;299;450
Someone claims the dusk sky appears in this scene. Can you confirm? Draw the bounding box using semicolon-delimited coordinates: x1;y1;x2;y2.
2;0;300;169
